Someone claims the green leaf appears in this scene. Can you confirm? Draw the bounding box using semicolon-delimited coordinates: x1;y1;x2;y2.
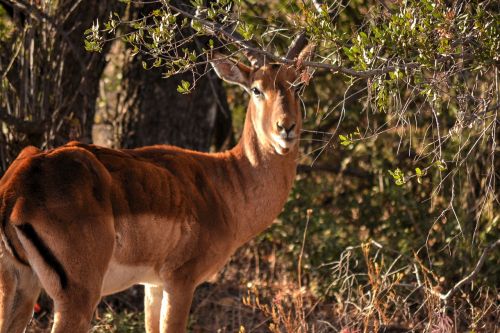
84;40;102;53
188;51;197;62
191;20;203;32
238;22;255;40
434;160;447;171
339;134;353;147
153;58;162;67
177;80;191;94
388;168;405;185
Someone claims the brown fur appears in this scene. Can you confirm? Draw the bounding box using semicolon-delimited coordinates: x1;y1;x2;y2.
0;55;310;332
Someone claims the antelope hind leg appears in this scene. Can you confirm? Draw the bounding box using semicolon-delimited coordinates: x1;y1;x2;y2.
0;255;41;333
12;217;114;333
50;288;101;333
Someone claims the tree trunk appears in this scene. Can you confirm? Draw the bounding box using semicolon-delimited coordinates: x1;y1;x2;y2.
0;0;124;172
119;56;231;151
51;0;125;145
117;2;232;151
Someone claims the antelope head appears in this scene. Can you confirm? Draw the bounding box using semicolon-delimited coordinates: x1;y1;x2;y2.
210;39;314;156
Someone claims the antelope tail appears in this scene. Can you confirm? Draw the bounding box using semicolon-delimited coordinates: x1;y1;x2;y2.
0;198;29;266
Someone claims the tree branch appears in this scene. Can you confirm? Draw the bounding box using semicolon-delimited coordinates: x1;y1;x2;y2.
0;110;44;135
297;163;371;179
439;238;500;301
164;2;421;78
0;0;86;71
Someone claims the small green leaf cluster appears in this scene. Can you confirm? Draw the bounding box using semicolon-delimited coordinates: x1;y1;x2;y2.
84;19;104;52
414;167;424;184
176;80;191;94
339;129;361;148
387;161;448;186
388;168;405;186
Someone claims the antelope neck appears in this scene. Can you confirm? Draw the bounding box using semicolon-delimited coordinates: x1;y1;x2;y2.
219;108;298;244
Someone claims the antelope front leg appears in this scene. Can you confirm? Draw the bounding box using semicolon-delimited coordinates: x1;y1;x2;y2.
144;284;163;333
159;281;195;333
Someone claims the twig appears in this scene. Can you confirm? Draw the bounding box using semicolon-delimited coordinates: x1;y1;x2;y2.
164;2;422;78
0;28;24;80
439;238;500;301
375;0;393;13
164;2;268;59
296;163;371;179
297;208;312;332
1;0;86;71
0;109;44;135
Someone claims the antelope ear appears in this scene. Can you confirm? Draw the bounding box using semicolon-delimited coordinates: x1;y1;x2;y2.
209;52;251;92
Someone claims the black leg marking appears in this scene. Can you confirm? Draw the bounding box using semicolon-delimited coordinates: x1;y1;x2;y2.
16;223;68;289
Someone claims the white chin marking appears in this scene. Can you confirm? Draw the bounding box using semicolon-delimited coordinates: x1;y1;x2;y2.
272;135;295;155
277;147;290;155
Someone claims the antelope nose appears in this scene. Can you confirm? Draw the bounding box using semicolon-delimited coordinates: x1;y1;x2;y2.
277;122;296;139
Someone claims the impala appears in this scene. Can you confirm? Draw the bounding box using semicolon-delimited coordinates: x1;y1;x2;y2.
0;40;313;332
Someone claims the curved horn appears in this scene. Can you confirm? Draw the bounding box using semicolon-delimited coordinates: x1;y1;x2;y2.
242;48;265;68
286;31;309;60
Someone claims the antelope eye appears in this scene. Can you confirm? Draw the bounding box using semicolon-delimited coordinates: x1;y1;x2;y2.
251;87;262;96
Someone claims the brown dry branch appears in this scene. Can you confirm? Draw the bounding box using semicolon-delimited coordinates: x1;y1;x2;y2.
0;0;86;70
163;2;423;78
438;238;500;302
0;109;43;135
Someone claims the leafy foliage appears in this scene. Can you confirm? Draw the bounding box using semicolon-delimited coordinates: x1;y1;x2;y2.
86;0;498;330
3;0;498;331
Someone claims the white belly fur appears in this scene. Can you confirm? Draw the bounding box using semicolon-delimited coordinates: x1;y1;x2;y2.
101;260;162;296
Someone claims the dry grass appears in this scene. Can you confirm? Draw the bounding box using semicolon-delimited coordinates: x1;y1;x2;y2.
25;238;499;333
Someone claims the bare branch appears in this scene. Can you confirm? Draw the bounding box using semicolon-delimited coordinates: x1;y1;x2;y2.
0;0;86;70
375;0;393;13
0;30;24;81
165;2;422;78
440;238;500;301
297;163;371;179
178;1;265;67
0;110;44;135
311;0;327;14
